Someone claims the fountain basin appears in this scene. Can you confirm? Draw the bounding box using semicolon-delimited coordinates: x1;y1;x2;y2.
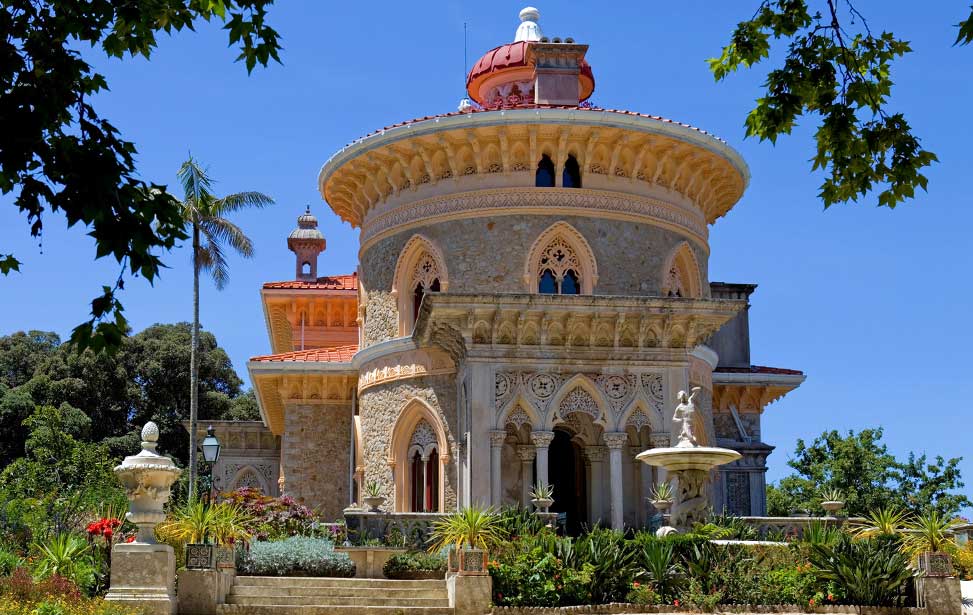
636;446;741;472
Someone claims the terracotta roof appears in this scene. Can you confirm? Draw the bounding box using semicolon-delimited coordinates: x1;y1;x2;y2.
250;344;358;363
714;365;804;376
357;106;727;144
263;273;358;291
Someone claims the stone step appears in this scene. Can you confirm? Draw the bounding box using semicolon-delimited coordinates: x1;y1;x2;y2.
218;605;453;615
227;595;450;607
232;576;445;590
229;585;447;599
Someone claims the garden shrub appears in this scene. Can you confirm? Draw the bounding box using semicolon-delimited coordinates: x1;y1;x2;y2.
0;547;22;576
954;543;973;580
808;534;913;607
222;488;341;541
489;547;567;607
625;581;661;606
382;551;446;579
238;536;355;577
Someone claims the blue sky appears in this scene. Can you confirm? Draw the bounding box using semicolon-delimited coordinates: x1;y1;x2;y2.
2;1;971;503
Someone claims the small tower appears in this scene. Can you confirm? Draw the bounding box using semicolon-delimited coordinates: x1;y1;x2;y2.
288;206;326;281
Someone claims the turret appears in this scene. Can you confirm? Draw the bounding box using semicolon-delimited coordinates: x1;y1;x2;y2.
287;206;326;281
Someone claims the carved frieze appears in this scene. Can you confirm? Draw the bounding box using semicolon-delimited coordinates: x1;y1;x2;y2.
358;348;455;391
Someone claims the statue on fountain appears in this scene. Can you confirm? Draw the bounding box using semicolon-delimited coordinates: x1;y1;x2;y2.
672;387;703;448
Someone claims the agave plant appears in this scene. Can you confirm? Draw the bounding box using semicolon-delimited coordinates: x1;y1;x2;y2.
820;487;844;503
803;519;842;546
429;505;502;552
637;540;683;601
902;510;960;556
528;482;554;501
852;506;910;539
809;534;914;606
649;480;674;502
363;481;383;498
33;534;97;591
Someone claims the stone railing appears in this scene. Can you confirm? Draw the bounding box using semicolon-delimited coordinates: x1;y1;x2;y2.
737;516;864;539
343;511;447;549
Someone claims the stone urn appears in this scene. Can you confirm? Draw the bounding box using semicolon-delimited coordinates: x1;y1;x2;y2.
113;422;182;544
821;500;845;515
530;497;554;513
363;496;386;513
650;499;673;514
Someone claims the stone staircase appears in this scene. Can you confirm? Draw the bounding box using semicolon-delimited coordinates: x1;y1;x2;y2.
217;575;454;615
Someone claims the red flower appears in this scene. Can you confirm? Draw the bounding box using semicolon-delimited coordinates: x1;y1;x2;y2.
809;598;816;606
125;536;136;543
674;600;680;607
103;529;113;541
632;581;640;588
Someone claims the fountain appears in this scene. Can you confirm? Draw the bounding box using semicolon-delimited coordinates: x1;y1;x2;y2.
636;387;740;533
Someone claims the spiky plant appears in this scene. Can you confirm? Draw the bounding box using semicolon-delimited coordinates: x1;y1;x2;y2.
852;506;910;539
177;157;273;498
902;510;960;555
429;505;502;552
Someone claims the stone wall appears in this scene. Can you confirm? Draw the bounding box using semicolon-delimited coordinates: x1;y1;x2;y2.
363;291;397;347
361;213;706;300
358;374;459;510
281;403;352;519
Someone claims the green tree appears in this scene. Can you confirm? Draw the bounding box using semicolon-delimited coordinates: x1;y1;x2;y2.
767;427;970;516
0;323;254;466
0;404;123;544
176;157;273;498
711;2;973;209
1;1;281;353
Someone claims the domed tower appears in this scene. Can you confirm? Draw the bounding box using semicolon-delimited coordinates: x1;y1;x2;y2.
287;206;327;281
249;6;805;526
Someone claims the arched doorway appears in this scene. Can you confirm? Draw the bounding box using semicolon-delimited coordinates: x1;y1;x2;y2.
549;428;587;534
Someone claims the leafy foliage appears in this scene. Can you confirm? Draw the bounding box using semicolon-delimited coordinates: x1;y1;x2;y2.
382;551;446;579
429;505;503;552
767;427;970;517
221;487;339;542
0;325;257;467
237;537;355;577
808;534;913;606
32;535;97;593
711;1;940;209
0;1;281;353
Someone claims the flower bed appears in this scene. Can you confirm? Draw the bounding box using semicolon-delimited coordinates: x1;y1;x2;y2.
382;550;446;580
0;568;140;615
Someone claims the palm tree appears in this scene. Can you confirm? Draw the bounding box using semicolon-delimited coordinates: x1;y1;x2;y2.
177;157;273;499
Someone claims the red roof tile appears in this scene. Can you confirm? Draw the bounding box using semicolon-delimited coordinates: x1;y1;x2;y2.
715;365;804;376
263;273;358;291
250;344;359;363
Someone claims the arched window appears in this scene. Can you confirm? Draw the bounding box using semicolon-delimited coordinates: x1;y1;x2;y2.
393;235;448;336
301;262;311;276
525;222;598;295
536;155;555;187
537;236;583;295
661;242;703;299
562;154;582;188
407;419;440;512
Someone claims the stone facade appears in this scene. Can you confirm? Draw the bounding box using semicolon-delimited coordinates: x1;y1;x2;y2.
281;404;352;519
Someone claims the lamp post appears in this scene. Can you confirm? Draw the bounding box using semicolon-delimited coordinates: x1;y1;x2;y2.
201;425;221;503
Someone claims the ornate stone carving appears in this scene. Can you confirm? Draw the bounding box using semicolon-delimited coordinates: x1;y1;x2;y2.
596;373;636;414
358;348;455;391
411;420;438;448
489;430;508;447
558;387;600;422
530;430;555;448
585;445;607;463
528;372;560;400
113;422;182;544
626;408;652;432
516;445;537;462
505;406;532;429
640;373;665;408
602;432;629;450
536;236;581;283
650;431;671;448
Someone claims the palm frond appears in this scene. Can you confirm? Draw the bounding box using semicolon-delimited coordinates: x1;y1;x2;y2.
214;191;274;215
177;157;217;209
197;240;229;289
200;216;255;259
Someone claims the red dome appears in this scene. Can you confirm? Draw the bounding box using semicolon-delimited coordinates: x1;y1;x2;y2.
465;41;595;107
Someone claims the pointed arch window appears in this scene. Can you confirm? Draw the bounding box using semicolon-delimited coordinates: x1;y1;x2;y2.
562;154;582;188
536;155;555;187
407;419;440;512
394;237;447;336
537;236;583;295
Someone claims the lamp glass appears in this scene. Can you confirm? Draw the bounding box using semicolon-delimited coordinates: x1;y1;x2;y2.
201;425;221;463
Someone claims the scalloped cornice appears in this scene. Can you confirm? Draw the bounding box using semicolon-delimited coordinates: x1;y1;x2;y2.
319;109;749;229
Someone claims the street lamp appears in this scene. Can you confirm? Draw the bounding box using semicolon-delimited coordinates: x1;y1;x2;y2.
201;425;221;502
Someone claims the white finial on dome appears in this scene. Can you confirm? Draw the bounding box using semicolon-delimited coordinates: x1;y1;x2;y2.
514;6;542;42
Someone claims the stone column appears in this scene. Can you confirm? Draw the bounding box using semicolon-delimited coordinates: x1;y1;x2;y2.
516;445;536;506
603;432;628;530
585;445;607;525
488;430;507;506
628;445;643;526
530;431;555;488
650;432;671;485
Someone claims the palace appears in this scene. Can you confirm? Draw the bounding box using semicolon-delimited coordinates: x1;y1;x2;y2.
213;7;805;530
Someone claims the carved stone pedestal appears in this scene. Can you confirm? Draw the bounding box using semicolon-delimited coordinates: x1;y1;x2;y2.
106;543;177;615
